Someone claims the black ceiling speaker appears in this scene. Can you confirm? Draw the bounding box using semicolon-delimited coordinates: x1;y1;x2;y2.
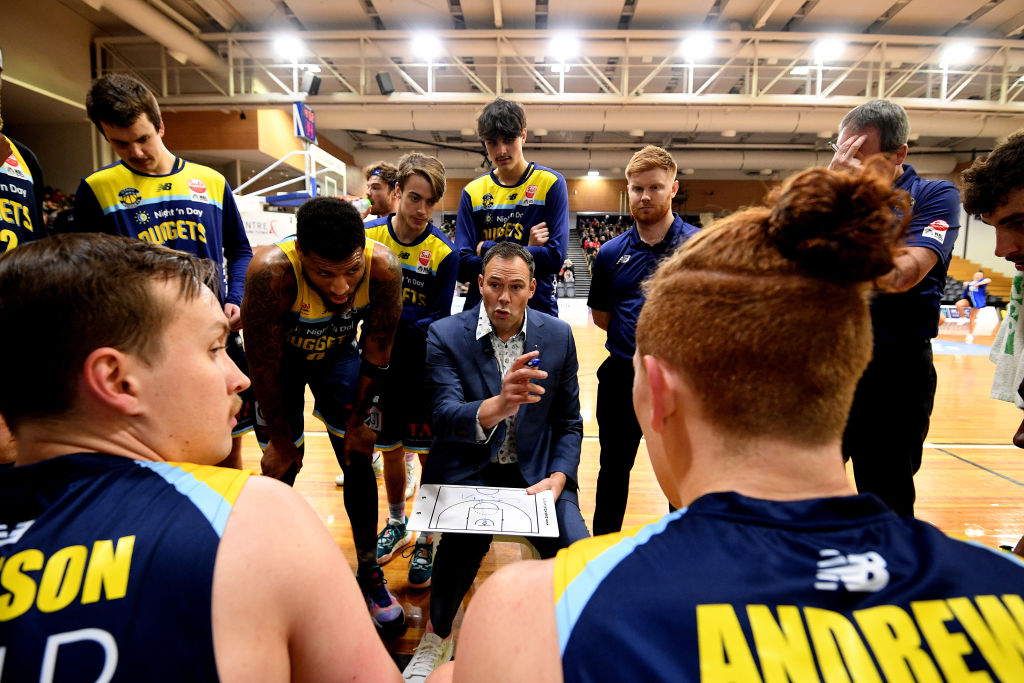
376;71;395;95
301;71;321;96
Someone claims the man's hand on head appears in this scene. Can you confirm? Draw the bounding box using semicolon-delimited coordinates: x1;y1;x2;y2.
526;472;567;501
828;134;867;173
0;133;12;162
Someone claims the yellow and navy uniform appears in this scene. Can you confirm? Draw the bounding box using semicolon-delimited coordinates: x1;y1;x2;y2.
0;452;250;681
253;237;379;453
278;235;376;363
455;162;568;315
0;138;44;254
365;215;457;452
73;158;252;305
554;492;1024;682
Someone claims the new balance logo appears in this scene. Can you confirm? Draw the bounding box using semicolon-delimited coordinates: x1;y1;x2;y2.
814;548;889;592
0;520;34;547
615;254;631;266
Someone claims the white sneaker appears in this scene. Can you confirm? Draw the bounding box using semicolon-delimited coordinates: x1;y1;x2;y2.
373;451;384;478
404;459;417;500
335;472;344;486
403;632;454;682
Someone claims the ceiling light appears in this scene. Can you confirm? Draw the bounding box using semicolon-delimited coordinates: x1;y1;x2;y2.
941;43;974;68
534;128;548;136
549;33;579;65
682;168;695;175
813;38;845;63
681;33;713;61
760;168;773;176
411;33;443;61
273;34;305;62
587;169;600;177
790;66;810;76
817;130;833;139
721;129;737;138
460;127;475;136
365;128;381;135
629;128;645;137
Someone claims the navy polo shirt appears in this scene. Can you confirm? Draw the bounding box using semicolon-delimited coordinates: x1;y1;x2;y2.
587;213;700;359
870;164;960;345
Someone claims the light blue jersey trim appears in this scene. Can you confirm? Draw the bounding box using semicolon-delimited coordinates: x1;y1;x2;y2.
963;538;1024;568
133;461;234;537
101;194;224;214
556;508;686;655
471;199;548;212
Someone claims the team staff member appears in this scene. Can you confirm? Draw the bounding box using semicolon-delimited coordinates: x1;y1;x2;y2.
73;73;254;467
441;161;1024;683
455;97;568;315
588;145;700;535
242;197;406;635
366;152;457;589
402;242;588;683
0;234;401;682
0;46;44;255
829;99;960;517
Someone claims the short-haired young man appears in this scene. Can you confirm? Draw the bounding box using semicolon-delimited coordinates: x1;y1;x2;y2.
961;130;1024;557
364;160;399;219
365;152;457;589
829;99;961;517
242;197;407;634
588;145;700;535
73;73;254;467
0;233;401;682
455;97;568;315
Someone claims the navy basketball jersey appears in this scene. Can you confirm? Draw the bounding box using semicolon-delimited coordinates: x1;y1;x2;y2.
555;492;1024;682
0;453;251;681
0;140;42;254
365;215;457;365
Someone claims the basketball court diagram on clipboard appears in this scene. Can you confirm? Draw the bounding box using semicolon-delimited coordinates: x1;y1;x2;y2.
408;484;559;537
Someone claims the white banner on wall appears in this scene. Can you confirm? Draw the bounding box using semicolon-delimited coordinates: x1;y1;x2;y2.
242;211;297;246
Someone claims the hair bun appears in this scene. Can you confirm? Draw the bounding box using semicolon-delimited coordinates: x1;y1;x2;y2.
765;158;909;284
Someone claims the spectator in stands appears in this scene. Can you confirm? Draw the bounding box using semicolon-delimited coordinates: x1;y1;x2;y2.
439;158;1024;683
954;269;991;343
830;99;960;517
559;258;576;298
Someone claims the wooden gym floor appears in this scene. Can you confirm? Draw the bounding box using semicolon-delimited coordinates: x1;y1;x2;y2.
235;300;1024;656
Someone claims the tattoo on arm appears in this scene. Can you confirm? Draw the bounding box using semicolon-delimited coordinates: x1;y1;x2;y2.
241;252;296;444
361;246;403;366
